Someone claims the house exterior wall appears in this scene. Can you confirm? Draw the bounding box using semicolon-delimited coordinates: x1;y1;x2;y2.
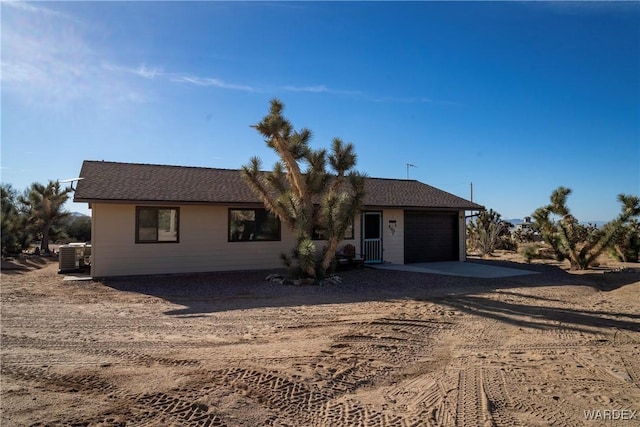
90;203;299;277
89;203;467;277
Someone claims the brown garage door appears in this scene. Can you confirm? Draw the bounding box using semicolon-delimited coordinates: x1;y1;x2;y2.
404;211;458;263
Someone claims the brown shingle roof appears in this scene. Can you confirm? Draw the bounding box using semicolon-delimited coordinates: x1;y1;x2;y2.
74;160;484;210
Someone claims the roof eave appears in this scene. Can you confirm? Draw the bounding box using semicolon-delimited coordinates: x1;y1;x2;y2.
73;198;265;207
75;198;486;212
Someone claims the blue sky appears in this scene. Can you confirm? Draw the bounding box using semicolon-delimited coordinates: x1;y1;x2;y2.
2;1;639;221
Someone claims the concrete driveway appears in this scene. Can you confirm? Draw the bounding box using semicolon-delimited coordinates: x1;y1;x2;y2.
370;261;539;278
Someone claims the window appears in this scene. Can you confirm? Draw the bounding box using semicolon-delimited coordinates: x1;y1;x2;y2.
136;207;179;243
229;208;280;241
312;217;355;240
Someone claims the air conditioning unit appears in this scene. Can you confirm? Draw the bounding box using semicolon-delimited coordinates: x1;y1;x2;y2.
59;243;88;273
81;245;91;267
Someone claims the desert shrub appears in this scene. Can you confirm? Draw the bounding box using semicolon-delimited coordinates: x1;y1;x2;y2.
498;231;518;252
536;246;557;260
519;243;558;263
520;244;539;263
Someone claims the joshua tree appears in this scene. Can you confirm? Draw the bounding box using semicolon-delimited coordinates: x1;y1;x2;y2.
19;180;72;252
467;209;509;257
533;187;640;270
241;99;365;279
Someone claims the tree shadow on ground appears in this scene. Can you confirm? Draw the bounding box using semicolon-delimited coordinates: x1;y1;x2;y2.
100;259;640;335
468;257;639;291
1;256;52;275
438;258;640;333
424;293;640;334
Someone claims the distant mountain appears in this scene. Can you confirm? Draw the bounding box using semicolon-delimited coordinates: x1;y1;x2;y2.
70;212;90;218
506;218;607;228
505;218;524;225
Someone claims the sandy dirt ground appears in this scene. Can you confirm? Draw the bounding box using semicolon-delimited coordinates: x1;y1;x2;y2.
1;254;639;426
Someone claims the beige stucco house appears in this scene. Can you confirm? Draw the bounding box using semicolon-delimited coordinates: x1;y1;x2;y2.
74;161;484;277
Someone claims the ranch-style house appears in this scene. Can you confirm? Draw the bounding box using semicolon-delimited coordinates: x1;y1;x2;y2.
74;161;484;277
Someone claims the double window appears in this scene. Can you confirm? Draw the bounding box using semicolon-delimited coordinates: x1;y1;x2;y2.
136;207;179;243
312;218;355;240
312;204;355;240
229;208;280;242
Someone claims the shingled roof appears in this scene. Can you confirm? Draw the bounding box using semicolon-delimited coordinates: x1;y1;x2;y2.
74;161;484;211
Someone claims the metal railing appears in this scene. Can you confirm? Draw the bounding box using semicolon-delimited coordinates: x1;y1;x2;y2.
363;239;382;263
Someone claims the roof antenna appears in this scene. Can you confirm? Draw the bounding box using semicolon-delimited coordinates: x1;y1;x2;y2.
60;177;84;191
406;163;417;179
